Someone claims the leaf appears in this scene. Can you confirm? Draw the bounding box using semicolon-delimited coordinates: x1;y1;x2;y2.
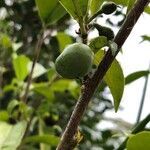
35;0;66;25
59;0;90;20
28;62;47;79
33;79;80;99
94;50;124;112
141;35;150;43
33;83;55;100
125;70;150;85
47;68;57;81
56;32;73;52
59;0;78;19
7;99;19;114
0;111;9;122
0;121;27;149
90;0;104;15
89;36;108;53
78;0;90;17
24;135;60;146
145;6;150;14
13;55;30;81
127;131;150;150
0;34;12;48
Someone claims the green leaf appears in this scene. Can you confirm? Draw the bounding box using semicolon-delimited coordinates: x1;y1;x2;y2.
78;0;90;17
7;100;19;115
35;0;66;25
13;55;30;81
58;0;78;19
141;35;150;43
125;70;150;85
28;62;47;79
33;83;55;100
47;68;57;81
0;121;27;149
56;32;73;52
89;36;108;53
0;111;9;122
94;50;124;112
145;6;150;14
59;0;90;20
0;34;12;48
127;131;150;150
24;134;59;146
90;0;104;15
33;79;80;99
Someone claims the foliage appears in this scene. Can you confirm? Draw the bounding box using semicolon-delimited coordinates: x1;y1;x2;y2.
0;0;150;150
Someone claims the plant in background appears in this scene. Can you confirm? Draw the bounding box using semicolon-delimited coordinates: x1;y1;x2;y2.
0;0;150;150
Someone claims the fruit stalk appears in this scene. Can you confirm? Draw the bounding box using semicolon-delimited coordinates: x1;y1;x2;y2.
56;0;149;149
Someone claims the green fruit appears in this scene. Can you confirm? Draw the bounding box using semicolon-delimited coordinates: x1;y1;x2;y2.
93;23;114;40
101;2;117;15
55;43;94;79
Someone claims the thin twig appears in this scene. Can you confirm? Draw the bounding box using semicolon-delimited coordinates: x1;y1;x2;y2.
21;29;51;103
136;64;150;123
56;0;149;149
21;31;44;103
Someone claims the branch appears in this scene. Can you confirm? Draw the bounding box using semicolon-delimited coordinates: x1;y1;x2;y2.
21;31;44;103
56;0;149;149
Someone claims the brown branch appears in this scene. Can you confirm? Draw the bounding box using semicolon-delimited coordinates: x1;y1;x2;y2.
56;0;149;149
21;31;44;103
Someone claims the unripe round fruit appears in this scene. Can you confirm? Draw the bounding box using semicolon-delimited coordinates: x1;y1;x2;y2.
55;43;94;79
101;2;117;15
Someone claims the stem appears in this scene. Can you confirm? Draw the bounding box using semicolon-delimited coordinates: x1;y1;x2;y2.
21;31;44;103
56;0;149;149
78;19;87;44
87;9;103;24
136;65;150;123
117;114;150;150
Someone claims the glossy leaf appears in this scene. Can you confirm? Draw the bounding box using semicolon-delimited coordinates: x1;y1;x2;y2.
24;134;59;146
35;0;66;25
90;0;104;15
89;36;108;53
127;131;150;150
94;50;124;112
13;55;30;81
125;70;150;85
0;121;27;149
59;0;90;20
56;32;73;52
59;0;78;19
78;0;90;17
